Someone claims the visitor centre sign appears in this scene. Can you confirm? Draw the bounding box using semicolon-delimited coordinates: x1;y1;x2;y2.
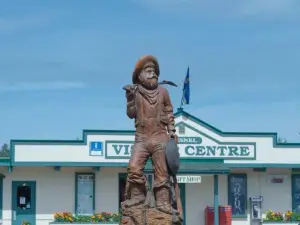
102;136;256;160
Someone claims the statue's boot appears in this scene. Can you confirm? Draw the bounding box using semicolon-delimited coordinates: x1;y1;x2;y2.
124;183;146;207
155;186;173;214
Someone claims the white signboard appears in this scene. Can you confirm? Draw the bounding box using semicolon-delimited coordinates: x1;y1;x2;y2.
103;135;256;160
177;175;201;183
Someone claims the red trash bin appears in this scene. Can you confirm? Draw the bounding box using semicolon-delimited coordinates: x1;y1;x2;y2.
218;205;232;225
205;206;214;225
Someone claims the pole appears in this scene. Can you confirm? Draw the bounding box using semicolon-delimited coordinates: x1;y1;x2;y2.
214;175;219;225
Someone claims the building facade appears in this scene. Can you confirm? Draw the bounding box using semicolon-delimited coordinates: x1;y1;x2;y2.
0;109;300;225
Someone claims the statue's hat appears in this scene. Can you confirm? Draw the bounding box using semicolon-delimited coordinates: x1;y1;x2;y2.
132;55;160;84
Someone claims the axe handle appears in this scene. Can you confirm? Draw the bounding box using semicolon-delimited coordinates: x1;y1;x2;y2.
173;175;183;216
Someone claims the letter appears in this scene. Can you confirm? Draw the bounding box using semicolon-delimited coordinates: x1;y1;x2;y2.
206;146;216;156
178;137;183;144
112;144;123;155
196;146;206;156
228;146;239;156
123;145;130;155
240;146;250;156
185;146;195;156
195;137;202;144
217;146;227;156
130;144;134;154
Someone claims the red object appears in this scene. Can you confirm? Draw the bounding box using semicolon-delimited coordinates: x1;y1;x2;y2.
219;206;232;225
205;206;214;225
205;205;232;225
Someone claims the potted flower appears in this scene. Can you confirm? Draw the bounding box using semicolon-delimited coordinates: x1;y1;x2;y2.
51;212;121;224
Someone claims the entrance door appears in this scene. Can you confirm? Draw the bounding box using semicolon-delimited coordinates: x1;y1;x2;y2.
12;181;36;225
76;173;95;215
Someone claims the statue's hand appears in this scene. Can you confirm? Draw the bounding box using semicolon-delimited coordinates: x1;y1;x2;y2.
123;84;136;102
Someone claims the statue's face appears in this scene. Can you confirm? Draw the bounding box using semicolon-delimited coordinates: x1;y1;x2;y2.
139;62;158;89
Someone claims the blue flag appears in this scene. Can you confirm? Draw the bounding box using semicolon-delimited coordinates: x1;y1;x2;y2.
181;67;190;106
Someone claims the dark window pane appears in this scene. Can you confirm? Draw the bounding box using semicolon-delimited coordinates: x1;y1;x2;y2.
17;184;31;209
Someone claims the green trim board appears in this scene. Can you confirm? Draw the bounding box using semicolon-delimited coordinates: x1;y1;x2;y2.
227;173;247;218
9;161;300;169
75;173;95;215
0;158;10;166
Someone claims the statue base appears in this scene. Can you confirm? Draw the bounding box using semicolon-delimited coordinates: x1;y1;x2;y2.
120;202;182;225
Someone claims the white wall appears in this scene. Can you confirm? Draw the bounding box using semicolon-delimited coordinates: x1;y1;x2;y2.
0;167;126;225
0;167;293;225
185;169;292;225
185;175;227;225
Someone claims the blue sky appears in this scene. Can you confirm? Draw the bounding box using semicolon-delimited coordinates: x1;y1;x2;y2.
1;0;300;144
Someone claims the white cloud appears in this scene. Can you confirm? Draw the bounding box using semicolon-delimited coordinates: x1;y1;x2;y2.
0;81;86;92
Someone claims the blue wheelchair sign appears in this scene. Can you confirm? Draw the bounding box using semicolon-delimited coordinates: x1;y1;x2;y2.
89;141;103;156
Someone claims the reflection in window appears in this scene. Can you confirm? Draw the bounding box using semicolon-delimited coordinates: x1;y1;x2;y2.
17;184;31;210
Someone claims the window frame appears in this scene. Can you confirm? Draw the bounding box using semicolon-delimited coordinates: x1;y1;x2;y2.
227;173;248;218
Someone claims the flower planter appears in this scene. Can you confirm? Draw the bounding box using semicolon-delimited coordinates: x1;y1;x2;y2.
262;222;300;225
50;223;119;225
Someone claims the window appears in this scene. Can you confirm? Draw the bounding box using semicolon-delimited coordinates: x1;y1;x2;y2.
292;175;300;211
75;173;95;215
17;184;31;210
178;124;185;135
228;174;247;217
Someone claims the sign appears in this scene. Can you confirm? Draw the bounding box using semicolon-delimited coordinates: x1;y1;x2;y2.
177;175;201;183
228;174;247;216
104;135;256;160
89;141;103;156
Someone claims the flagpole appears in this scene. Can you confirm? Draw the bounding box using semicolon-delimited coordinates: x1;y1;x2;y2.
179;79;184;110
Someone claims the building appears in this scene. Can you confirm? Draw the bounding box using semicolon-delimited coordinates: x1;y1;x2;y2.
0;109;300;225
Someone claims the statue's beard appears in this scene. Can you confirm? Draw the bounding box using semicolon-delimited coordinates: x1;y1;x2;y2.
140;78;158;90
